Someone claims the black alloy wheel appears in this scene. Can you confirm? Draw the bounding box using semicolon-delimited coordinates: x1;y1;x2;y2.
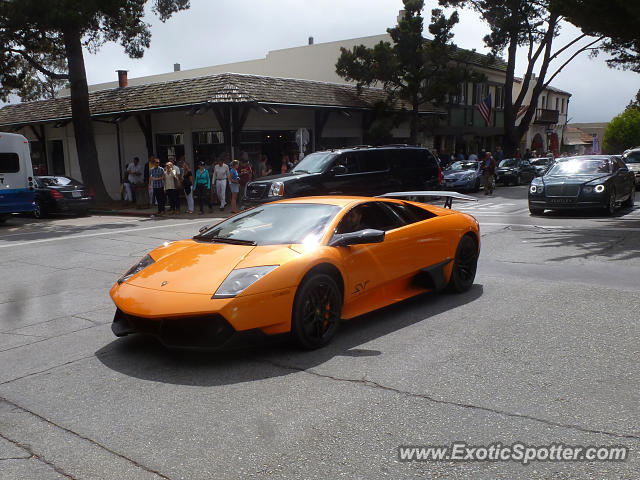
447;235;478;293
292;273;342;349
34;200;45;219
604;189;616;216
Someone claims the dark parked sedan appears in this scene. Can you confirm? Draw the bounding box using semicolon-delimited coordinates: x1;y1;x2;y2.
34;176;95;218
495;158;537;186
530;157;555;177
528;155;635;215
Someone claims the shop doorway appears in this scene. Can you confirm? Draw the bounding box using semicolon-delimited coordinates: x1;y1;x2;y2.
262;131;296;174
49;140;65;175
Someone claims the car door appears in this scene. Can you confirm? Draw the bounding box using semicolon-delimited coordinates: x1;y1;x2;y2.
321;153;362;195
332;201;405;316
614;157;634;200
356;151;393;196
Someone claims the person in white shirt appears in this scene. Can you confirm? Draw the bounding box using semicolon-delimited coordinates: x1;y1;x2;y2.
124;156;143;202
213;157;230;210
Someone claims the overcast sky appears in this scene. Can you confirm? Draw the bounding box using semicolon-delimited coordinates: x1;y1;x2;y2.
78;0;638;123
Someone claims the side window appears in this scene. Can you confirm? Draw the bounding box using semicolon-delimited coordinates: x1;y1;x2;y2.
610;159;619;173
332;154;360;175
383;203;417;225
360;151;388;173
335;202;403;234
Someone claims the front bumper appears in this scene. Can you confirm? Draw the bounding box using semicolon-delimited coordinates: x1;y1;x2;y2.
110;281;296;346
495;171;517;184
528;195;606;210
51;197;94;212
443;177;476;190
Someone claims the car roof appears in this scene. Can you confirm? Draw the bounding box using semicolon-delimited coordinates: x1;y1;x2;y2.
314;145;430;154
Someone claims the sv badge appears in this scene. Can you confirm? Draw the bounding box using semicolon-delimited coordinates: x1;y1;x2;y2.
351;280;369;295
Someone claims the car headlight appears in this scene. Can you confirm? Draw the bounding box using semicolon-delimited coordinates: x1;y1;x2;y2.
118;254;155;284
594;184;605;193
462;173;474;180
582;186;593;194
530;184;543;194
268;182;284;197
212;265;278;298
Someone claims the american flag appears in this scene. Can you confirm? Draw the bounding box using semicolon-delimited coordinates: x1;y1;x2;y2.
477;93;492;125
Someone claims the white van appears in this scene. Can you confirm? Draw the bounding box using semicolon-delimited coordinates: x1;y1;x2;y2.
0;132;35;221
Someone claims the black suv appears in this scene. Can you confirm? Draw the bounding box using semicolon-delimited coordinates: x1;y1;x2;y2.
244;146;442;203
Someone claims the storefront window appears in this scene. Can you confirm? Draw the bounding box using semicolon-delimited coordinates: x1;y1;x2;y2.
156;133;185;163
193;131;224;165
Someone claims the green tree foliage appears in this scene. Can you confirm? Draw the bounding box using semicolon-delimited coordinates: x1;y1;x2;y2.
440;0;607;156
603;108;640;153
556;1;640;73
336;0;478;144
0;0;190;201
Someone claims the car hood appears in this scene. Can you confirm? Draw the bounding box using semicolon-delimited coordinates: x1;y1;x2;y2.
125;240;298;294
627;164;640;172
444;170;476;179
542;174;610;185
496;167;516;173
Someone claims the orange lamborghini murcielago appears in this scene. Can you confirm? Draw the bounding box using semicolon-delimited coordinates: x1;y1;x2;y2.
110;193;479;349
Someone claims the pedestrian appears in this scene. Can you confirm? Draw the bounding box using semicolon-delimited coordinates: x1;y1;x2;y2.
125;156;143;202
524;148;532;160
194;161;211;214
238;157;252;205
468;152;478;161
164;161;181;215
144;154;155;206
229;159;240;213
149;157;166;215
213;157;230;210
480;151;497;195
182;162;194;214
494;145;504;162
280;154;292;174
258;154;272;177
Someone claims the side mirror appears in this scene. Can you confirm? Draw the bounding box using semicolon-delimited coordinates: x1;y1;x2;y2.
329;229;385;247
198;225;210;233
330;165;347;176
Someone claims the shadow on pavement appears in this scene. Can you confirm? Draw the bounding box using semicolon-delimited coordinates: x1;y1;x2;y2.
96;284;483;387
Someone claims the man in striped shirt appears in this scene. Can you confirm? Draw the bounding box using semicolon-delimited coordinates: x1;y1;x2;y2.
149;157;166;215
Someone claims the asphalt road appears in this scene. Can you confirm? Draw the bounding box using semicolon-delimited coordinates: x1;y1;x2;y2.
0;186;639;479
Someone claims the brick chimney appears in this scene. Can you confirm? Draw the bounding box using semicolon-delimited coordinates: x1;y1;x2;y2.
117;70;128;88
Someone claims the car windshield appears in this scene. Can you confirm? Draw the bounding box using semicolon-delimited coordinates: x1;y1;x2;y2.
448;161;478;171
530;158;550;166
547;158;611;175
623;152;640;163
37;176;77;186
290;152;338;174
197;203;341;245
499;159;517;168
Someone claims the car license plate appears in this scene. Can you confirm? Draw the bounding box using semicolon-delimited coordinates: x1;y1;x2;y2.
72;191;81;198
550;198;575;203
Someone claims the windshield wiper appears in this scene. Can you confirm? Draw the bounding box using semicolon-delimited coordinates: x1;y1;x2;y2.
195;236;256;246
292;169;308;173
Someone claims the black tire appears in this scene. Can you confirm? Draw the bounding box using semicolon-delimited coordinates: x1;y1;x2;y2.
604;189;616;216
529;206;545;216
447;235;478;293
34;201;45;219
622;186;635;208
473;178;481;193
514;174;521;186
291;273;342;349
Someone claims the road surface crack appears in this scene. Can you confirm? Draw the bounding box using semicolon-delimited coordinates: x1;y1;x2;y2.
257;357;640;442
0;397;173;479
0;431;76;479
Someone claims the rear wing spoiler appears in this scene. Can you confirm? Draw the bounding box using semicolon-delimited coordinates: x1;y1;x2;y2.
377;191;478;209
